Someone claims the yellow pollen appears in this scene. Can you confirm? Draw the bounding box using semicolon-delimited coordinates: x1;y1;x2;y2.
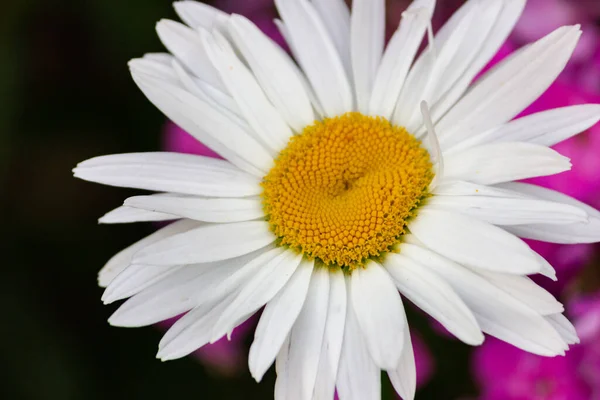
261;112;434;270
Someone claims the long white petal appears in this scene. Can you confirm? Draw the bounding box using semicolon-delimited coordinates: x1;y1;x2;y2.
546;313;580;345
426;0;526;125
277;267;330;400
97;219;200;287
157;293;235;361
472;270;564;315
337;279;380;400
385;253;483;345
426;195;587;225
131;70;273;176
275;336;291;400
133;221;275;266
350;261;405;369
393;1;475;129
74;152;262;196
312;0;351;74
499;182;600;243
408;208;542;274
275;0;353;117
228;15;315;132
102;264;184;304
173;1;228;31
124;194;264;223
442;142;571;185
129;56;180;86
171;59;243;119
202;30;292;153
210;250;303;342
432;180;528;198
313;268;346;400
156;248;281;360
156;19;224;90
369;2;431;118
249;258;314;382
351;0;385;113
453;104;600;151
388;314;416;400
109;248;264;328
438;25;581;150
400;243;567;356
98;206;177;224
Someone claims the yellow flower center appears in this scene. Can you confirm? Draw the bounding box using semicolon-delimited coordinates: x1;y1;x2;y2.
261;112;433;270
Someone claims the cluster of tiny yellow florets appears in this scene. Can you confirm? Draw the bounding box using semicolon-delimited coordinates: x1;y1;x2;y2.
261;112;433;270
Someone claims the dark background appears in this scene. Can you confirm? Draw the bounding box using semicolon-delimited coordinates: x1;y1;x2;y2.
1;0;487;399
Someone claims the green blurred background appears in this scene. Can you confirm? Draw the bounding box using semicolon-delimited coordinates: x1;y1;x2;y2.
1;0;474;399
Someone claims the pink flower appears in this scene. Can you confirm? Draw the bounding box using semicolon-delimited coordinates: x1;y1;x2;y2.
473;337;592;400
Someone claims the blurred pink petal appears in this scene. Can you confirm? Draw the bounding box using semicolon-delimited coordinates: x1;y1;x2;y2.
569;291;600;342
163;122;221;159
473;337;592;400
412;331;435;387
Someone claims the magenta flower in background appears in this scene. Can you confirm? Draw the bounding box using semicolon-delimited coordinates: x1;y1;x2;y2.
473;337;592;400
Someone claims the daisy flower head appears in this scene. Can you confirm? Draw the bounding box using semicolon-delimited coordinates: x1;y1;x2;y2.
74;0;600;399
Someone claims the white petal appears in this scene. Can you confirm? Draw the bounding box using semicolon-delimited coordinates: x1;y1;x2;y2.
421;101;444;189
388;315;416;400
97;219;200;288
400;243;567;356
156;19;224;90
442;142;571;185
350;0;385;113
453;104;600;151
133;221;275;266
142;52;175;65
153;247;280;360
312;0;351;74
337;280;381;400
129;57;180;85
369;3;431;118
408;208;542;274
249;258;314;382
173;1;228;30
124;194;263;223
350;261;405;369
275;0;353;117
74;152;263;197
131;70;273;176
211;250;303;342
277;267;330;400
272;18;327;118
275;336;291;400
472;270;564;315
393;2;475;129
98;206;177;224
432;180;528;198
426;194;587;225
546;313;580;345
313;268;346;400
102;264;184;304
202;30;292;153
157;294;234;361
109;249;262;328
385;253;483;345
171;59;244;120
499;182;600;243
426;0;526;125
438;25;581;150
228;15;315;132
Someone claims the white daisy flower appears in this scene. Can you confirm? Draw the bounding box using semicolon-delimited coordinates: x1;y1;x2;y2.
74;0;600;398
